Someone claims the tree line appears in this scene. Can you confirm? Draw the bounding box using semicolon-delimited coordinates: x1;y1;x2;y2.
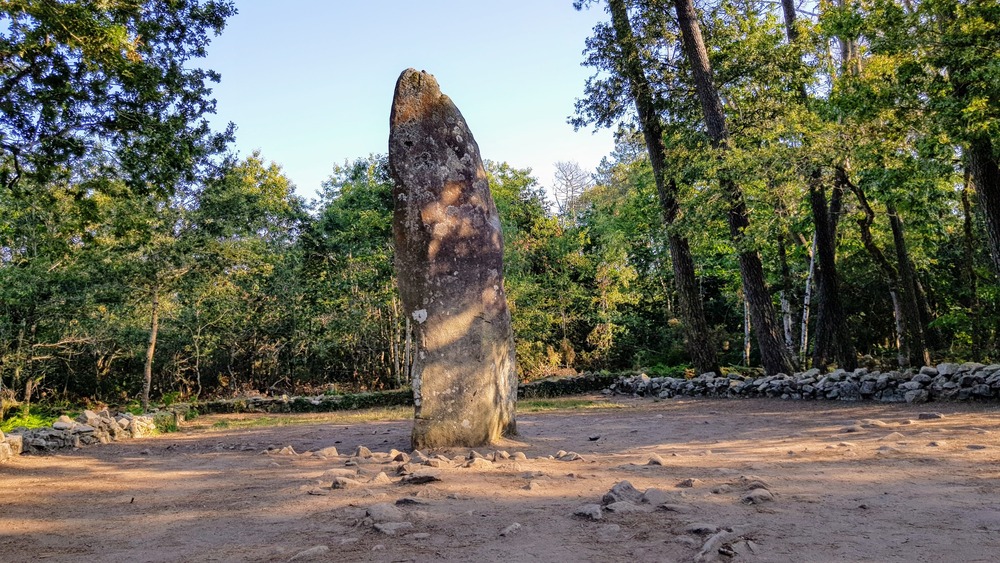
1;1;998;412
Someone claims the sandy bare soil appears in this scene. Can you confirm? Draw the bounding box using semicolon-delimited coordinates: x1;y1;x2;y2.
2;396;1000;562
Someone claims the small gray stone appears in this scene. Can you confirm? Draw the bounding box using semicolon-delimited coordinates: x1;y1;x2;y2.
315;446;339;457
659;504;694;514
640;487;672;505
676;478;701;488
918;412;944;420
574;504;603;520
353;445;373;458
409;533;431;540
905;389;929;404
602;480;643;505
880;432;905;441
368;472;393;485
967;445;988;450
742;489;775;504
366;503;405;523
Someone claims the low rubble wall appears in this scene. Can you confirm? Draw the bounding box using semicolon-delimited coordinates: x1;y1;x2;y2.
0;409;159;463
610;362;1000;404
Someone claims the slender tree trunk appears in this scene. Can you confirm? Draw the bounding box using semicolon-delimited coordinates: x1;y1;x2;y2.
809;172;856;370
967;137;1000;276
673;0;795;375
887;203;931;367
608;0;720;375
743;297;752;366
143;288;160;412
960;172;982;353
800;234;816;365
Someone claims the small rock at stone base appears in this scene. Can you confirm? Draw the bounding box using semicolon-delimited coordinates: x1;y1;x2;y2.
918;412;945;420
640;487;672;505
512;452;528;460
574;504;603;520
742;488;775;504
465;458;494;470
676;478;701;488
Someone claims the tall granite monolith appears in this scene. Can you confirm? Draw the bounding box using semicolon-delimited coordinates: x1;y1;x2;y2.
388;68;517;449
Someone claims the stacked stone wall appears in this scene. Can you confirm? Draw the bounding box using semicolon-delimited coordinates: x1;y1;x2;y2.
610;362;1000;404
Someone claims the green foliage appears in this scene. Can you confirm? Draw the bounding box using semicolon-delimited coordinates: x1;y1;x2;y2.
0;406;56;432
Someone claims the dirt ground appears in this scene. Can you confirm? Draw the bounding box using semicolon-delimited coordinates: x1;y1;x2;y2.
2;396;1000;563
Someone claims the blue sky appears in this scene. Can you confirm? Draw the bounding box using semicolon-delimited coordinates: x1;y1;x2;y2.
202;1;616;201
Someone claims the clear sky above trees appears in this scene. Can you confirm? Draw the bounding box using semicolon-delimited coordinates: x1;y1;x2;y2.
202;0;616;199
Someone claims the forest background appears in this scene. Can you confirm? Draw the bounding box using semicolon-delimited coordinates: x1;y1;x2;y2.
2;0;999;419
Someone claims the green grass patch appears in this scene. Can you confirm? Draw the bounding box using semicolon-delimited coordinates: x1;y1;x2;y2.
1;409;57;433
518;398;628;412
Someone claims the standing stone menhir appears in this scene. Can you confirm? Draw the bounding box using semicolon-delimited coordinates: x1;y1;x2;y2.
388;68;517;448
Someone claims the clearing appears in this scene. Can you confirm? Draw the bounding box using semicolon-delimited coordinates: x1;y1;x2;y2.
2;397;999;562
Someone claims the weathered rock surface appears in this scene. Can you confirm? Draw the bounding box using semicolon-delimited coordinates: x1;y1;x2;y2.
388;68;517;449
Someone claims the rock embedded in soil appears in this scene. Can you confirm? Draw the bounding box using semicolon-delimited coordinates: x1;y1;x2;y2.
388;68;517;449
574;504;603;521
742;488;775;504
366;503;405;523
602;480;644;505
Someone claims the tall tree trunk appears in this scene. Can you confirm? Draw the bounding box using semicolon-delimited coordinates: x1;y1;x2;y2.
143;287;160;412
800;235;816;364
887;203;931;367
967;137;1000;276
608;0;720;375
809;172;856;370
960;172;982;353
673;0;795;375
776;232;796;354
